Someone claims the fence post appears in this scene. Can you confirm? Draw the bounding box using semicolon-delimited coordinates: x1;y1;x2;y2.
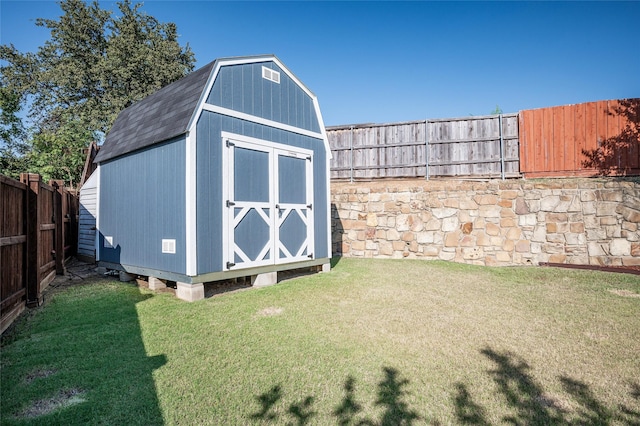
499;114;505;180
425;120;430;180
20;173;42;307
349;126;354;183
51;180;65;275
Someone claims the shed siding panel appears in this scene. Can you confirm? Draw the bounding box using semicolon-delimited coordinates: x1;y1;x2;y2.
206;61;320;134
99;137;186;274
78;170;99;259
196;111;328;275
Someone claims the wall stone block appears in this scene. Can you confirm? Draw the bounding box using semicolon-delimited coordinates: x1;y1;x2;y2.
331;178;639;267
610;239;631;256
442;216;459;232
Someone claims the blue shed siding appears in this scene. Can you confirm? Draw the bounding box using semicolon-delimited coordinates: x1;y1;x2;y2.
206;62;321;134
99;137;187;274
196;110;328;275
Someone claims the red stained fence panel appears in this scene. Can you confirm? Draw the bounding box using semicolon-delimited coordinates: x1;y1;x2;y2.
519;99;640;177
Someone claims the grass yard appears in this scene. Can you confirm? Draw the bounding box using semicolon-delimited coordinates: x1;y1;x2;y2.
1;258;639;425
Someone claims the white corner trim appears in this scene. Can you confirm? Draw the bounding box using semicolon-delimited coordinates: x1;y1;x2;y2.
185;129;197;275
312;97;333;160
94;165;101;261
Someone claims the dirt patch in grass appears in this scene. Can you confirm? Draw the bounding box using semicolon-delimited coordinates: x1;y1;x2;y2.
24;368;58;384
609;289;640;298
19;388;86;419
256;307;284;317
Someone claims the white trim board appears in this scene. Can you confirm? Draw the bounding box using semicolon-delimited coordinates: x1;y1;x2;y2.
202;104;324;140
185;130;197;276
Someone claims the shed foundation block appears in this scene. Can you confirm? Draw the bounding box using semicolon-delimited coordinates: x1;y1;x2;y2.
119;271;135;282
176;282;204;302
251;272;278;287
321;262;331;273
148;277;167;290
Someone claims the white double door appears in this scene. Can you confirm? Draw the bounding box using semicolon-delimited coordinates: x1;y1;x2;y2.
222;133;314;271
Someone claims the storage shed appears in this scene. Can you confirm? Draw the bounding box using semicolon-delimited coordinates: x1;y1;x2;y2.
93;55;331;301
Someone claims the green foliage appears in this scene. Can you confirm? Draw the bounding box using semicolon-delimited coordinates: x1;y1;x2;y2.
30;116;93;186
0;0;195;186
490;104;503;115
0;86;29;179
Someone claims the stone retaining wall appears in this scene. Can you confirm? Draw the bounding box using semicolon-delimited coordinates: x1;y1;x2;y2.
331;179;640;267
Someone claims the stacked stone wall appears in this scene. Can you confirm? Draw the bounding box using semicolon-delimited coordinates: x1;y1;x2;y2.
331;179;640;267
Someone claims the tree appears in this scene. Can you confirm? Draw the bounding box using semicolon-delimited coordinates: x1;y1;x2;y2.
0;86;29;179
490;105;503;115
0;0;195;185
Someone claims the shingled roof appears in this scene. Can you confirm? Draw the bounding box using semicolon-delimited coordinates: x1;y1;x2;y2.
94;61;216;163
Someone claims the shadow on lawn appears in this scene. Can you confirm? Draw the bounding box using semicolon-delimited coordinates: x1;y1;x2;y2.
454;347;640;425
250;349;640;425
251;367;421;425
1;282;166;424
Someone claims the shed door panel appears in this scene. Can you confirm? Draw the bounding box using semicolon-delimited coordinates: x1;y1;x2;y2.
275;152;313;264
226;144;274;269
224;136;313;271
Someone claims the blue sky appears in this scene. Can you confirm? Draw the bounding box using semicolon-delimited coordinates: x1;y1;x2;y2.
1;1;639;126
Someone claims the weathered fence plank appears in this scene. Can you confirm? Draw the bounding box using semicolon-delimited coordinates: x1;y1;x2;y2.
327;114;520;180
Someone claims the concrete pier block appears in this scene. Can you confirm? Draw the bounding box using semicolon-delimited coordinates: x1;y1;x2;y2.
176;282;204;302
119;271;135;282
148;277;167;290
251;272;278;287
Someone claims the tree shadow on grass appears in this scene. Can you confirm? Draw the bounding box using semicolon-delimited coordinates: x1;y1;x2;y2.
480;347;566;425
453;383;490;425
0;281;166;424
252;355;639;425
452;347;640;426
251;367;422;425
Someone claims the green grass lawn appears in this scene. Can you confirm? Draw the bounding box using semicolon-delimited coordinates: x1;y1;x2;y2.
1;258;639;425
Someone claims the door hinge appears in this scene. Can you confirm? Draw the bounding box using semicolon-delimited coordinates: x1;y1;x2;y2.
226;261;235;269
307;254;313;258
226;200;236;207
307;204;312;210
226;140;235;147
306;156;312;161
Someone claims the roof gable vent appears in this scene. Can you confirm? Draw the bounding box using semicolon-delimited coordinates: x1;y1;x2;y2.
262;66;280;84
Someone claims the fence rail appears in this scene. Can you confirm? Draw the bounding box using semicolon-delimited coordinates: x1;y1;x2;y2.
0;174;78;334
327;114;520;180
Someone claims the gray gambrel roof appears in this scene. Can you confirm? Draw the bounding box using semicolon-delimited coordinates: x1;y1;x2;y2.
94;61;216;163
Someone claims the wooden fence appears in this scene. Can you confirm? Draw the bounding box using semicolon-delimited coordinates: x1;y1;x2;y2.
327;114;520;180
0;174;78;333
519;99;640;177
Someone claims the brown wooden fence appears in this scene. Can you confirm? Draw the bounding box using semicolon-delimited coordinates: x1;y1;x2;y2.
327;114;520;180
519;99;640;177
0;174;78;333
